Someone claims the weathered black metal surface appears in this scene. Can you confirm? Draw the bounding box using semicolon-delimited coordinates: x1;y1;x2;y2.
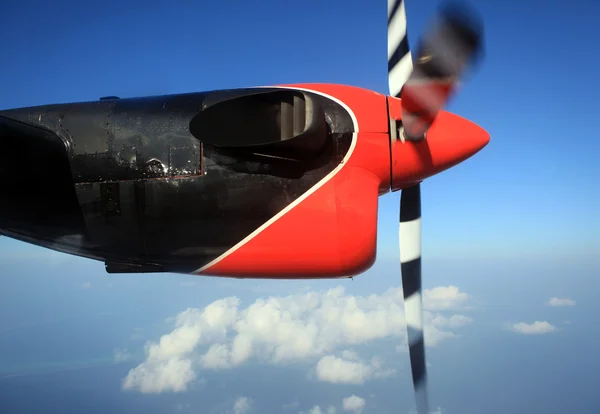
0;88;354;273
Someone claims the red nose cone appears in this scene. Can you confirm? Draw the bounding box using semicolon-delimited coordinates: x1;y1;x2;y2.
388;97;490;191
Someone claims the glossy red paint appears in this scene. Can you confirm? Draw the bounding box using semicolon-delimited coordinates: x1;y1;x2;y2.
387;95;490;190
204;166;381;278
199;84;391;278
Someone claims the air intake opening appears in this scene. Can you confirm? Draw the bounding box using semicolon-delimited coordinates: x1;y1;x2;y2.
189;90;329;161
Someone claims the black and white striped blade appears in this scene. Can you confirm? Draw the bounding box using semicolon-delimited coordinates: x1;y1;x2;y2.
400;183;428;414
388;0;413;98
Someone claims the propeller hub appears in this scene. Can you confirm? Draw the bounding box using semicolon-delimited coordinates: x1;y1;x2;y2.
387;95;489;191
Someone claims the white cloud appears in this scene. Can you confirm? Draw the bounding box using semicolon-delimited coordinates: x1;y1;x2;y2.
342;395;365;414
123;285;472;393
315;354;395;384
423;286;469;311
81;282;92;289
122;356;196;393
510;321;557;335
298;404;336;414
316;355;371;384
233;396;251;414
298;406;332;414
547;297;576;307
341;349;360;361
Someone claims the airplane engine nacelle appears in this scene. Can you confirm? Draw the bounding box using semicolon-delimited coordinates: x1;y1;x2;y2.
196;84;392;278
0;83;392;278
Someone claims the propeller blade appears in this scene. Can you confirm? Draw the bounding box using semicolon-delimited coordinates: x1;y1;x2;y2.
388;0;413;98
399;183;427;414
400;1;484;140
388;3;485;413
388;2;429;413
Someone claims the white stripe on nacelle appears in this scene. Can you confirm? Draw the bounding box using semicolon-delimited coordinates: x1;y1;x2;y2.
389;53;413;97
404;291;424;345
387;0;408;61
399;217;421;263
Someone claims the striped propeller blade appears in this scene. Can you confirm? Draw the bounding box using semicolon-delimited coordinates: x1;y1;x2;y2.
388;2;430;413
388;0;413;98
388;2;485;413
399;183;428;414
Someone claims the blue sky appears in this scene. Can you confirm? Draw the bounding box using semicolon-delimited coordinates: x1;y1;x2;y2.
1;0;599;413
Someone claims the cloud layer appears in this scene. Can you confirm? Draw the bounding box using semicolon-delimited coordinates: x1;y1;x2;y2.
233;396;251;414
546;297;576;307
299;405;337;414
315;353;395;384
342;395;365;414
298;394;364;414
122;285;472;393
510;321;557;335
